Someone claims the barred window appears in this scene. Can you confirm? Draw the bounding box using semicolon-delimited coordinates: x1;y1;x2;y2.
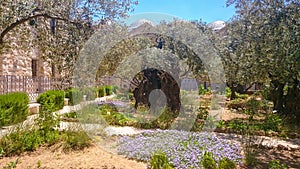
32;59;37;77
50;18;56;34
51;63;55;78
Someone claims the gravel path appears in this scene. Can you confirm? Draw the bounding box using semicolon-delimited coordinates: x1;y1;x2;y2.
60;121;300;151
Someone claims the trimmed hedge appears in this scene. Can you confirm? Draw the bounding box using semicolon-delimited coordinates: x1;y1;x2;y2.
96;85;114;97
0;92;29;126
82;87;96;101
37;90;64;112
97;86;106;97
105;85;113;95
64;86;115;105
65;88;83;105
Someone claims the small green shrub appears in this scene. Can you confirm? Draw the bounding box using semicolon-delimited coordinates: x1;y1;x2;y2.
0;109;60;156
268;160;288;169
36;108;60;146
216;120;225;129
150;107;178;129
41;129;60;146
65;88;83;105
103;112;134;126
225;87;231;98
201;152;217;169
262;114;283;132
96;85;114;97
262;85;271;100
0;105;90;156
199;84;211;95
37;160;42;168
0;92;29;126
100;104;135;126
245;98;261;114
206;87;212;95
97;86;106;97
105;85;113;95
0;128;88;156
227;119;247;134
62;131;91;151
199;84;207;95
0;108;58;156
244;149;258;168
218;157;236;169
0;129;42;156
149;151;174;169
2;159;19;169
62;112;77;119
236;93;249;100
76;104;104;124
225;87;249;100
99;103;118;113
191;107;209;132
37;90;64;112
128;92;134;100
112;85;119;93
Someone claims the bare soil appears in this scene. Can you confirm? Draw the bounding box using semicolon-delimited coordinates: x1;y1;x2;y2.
222;109;300;169
255;148;300;169
0;143;146;169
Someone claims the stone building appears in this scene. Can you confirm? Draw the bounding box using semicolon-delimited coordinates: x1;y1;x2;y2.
0;24;52;77
0;19;55;101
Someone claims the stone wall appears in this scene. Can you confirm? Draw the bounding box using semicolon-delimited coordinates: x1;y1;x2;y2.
0;24;52;77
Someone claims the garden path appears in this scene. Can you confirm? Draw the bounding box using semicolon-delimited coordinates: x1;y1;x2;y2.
1;100;300;151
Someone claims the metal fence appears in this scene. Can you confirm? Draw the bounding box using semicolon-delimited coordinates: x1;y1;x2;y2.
0;75;59;102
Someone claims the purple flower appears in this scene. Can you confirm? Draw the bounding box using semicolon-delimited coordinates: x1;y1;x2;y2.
117;130;243;168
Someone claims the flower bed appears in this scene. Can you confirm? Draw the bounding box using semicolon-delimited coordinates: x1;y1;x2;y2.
118;130;243;168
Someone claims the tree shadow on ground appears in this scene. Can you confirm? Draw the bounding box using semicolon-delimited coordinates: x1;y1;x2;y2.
254;148;300;169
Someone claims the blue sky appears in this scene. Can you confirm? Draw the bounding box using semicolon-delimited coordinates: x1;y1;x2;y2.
128;0;236;24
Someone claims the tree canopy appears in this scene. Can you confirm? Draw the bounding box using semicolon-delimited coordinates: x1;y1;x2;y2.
0;0;138;88
220;0;300;118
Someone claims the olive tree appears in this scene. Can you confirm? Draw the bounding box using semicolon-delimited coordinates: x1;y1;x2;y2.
226;0;300;118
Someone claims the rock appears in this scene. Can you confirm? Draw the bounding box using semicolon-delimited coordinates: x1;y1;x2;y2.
28;103;40;114
289;132;298;138
214;128;226;133
254;130;265;136
267;131;278;137
277;144;286;150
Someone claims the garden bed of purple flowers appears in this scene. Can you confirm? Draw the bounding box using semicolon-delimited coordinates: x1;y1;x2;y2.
117;130;243;169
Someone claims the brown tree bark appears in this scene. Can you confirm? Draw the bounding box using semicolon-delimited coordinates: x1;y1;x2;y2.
132;68;180;114
270;80;285;113
285;79;300;119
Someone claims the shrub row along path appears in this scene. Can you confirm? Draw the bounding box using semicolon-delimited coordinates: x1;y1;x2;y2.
1;96;300;168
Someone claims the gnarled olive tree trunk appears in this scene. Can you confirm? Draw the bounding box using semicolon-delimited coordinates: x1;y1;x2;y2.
270;79;300;120
132;68;180;114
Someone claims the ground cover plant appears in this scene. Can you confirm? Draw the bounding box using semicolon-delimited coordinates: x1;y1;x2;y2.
118;130;242;169
0;92;29;126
